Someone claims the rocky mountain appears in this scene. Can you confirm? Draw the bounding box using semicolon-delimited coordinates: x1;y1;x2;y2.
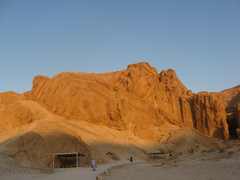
22;62;231;140
0;62;239;168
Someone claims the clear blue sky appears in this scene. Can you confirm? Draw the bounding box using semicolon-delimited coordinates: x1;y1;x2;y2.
0;0;239;94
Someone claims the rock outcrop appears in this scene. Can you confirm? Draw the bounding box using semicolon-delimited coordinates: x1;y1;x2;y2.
235;101;240;139
22;62;230;140
191;92;229;139
220;85;240;139
1;62;239;168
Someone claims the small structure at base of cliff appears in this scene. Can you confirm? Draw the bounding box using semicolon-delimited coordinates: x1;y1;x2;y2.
53;152;86;168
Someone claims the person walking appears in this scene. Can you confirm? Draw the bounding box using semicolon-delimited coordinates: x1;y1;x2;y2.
91;158;97;171
130;156;133;162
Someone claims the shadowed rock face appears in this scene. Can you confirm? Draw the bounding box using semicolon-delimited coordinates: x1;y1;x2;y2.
220;85;240;139
236;102;240;138
0;131;93;168
20;62;231;140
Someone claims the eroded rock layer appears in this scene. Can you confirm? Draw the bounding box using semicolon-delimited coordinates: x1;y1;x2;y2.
22;62;231;140
1;62;239;168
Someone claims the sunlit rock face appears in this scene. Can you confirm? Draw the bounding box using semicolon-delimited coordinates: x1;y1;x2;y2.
1;62;239;168
22;62;230;140
191;92;228;139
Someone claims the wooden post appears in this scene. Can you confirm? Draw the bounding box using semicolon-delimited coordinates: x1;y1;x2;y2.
76;153;78;167
53;154;55;169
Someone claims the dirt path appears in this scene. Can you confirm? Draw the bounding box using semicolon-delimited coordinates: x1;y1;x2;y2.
0;160;141;180
102;154;240;180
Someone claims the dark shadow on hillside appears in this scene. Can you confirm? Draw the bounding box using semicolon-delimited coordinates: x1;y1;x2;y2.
0;130;151;169
226;91;240;113
0;130;93;169
226;91;240;139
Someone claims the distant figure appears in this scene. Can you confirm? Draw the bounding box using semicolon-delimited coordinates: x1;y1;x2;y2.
130;156;133;162
91;158;97;171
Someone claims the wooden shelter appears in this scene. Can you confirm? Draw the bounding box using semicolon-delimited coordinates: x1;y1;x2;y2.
53;152;86;168
148;152;168;158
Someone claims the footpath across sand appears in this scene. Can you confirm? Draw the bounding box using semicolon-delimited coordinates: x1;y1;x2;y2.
1;147;240;180
101;148;240;180
0;160;140;180
102;158;240;180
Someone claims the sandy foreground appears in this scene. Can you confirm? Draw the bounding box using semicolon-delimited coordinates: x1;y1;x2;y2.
0;160;135;180
102;156;240;180
1;147;240;180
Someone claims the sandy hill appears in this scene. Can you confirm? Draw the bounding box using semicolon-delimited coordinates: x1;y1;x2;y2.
0;62;239;169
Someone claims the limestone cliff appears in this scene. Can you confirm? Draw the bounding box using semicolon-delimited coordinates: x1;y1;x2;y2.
21;62;230;140
1;62;239;168
220;85;240;139
236;102;240;138
191;93;228;139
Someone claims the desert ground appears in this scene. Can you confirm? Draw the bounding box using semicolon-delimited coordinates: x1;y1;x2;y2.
101;146;240;180
1;145;240;180
0;159;132;180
